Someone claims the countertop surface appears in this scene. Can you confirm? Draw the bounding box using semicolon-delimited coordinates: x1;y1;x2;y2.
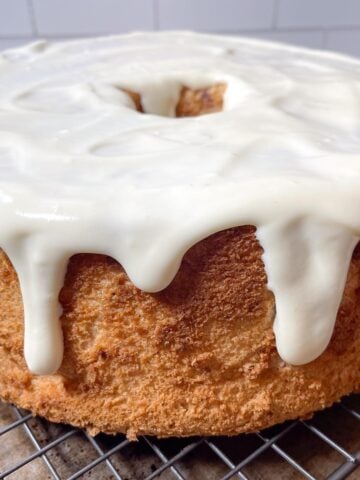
0;396;359;479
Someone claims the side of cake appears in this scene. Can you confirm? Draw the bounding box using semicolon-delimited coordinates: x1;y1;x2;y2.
0;231;359;438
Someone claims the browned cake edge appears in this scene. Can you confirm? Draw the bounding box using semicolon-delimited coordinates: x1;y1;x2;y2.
0;226;359;439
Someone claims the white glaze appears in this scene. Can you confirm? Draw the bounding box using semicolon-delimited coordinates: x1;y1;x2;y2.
0;32;359;374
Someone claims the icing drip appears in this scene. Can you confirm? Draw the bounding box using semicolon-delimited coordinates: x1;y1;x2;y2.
0;32;359;374
257;220;358;364
4;239;66;374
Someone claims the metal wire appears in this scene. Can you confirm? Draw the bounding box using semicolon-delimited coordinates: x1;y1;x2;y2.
0;395;358;480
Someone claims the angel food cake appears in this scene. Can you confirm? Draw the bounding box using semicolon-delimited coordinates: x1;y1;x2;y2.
0;32;359;438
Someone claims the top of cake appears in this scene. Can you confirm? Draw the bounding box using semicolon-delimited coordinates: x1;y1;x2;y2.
0;31;359;374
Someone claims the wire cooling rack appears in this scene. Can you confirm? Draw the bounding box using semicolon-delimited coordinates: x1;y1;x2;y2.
0;395;359;480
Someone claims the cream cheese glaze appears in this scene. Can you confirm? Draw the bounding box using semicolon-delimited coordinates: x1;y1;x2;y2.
0;31;359;375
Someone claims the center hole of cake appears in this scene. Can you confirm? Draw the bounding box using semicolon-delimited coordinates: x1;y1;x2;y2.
122;83;226;118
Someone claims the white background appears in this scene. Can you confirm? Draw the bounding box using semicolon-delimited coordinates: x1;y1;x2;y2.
1;0;360;57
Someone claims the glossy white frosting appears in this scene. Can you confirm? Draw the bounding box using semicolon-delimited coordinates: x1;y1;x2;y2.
0;32;359;375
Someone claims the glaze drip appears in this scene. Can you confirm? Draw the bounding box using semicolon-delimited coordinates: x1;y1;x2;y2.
0;32;359;374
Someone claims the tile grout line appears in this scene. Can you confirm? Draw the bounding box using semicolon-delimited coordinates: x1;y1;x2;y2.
3;26;360;44
2;26;358;41
272;0;280;31
26;0;38;37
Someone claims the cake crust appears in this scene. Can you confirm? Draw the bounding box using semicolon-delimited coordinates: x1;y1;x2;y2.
0;226;359;438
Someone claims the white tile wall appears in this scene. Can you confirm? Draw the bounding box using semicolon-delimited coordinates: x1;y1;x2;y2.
157;0;275;32
32;0;154;35
0;0;360;57
0;38;31;50
326;29;360;57
0;0;33;36
277;0;360;28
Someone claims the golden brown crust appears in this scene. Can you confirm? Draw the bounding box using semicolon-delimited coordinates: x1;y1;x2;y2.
121;88;144;113
175;84;226;117
123;83;226;117
0;226;359;438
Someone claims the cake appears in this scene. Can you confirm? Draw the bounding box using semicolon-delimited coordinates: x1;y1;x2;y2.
0;32;359;438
